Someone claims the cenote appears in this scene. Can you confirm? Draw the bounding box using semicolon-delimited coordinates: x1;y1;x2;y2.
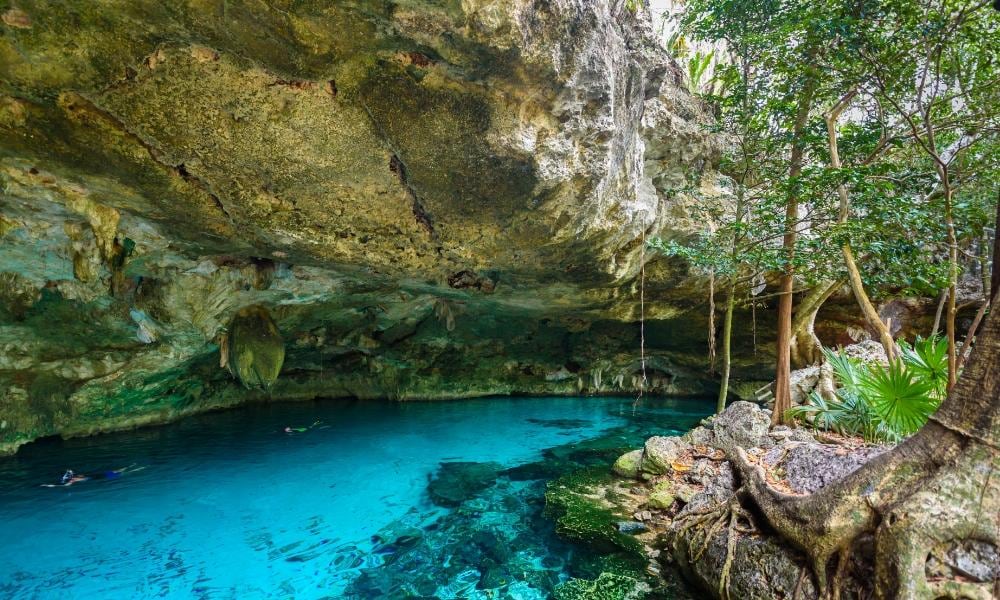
0;396;711;599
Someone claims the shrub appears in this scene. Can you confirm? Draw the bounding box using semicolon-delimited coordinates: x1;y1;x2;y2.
787;338;946;443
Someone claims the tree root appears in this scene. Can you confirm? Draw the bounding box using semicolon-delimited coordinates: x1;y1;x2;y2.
926;580;997;600
724;429;998;600
687;307;1000;599
673;494;756;600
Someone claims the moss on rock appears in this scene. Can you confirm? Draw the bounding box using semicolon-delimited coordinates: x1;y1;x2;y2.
612;449;643;478
554;572;650;600
544;467;644;557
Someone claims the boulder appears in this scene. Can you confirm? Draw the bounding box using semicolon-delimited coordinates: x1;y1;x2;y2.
763;443;887;494
612;449;643;478
640;436;690;475
710;401;774;456
788;365;821;406
841;340;890;365
683;462;736;513
669;525;820;600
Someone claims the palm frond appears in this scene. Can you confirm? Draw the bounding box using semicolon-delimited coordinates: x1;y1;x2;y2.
822;347;866;396
899;335;948;398
857;361;939;437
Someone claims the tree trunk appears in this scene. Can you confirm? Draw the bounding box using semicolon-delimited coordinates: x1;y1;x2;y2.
931;288;947;337
708;270;717;374
979;232;991;302
945;191;959;390
772;76;818;426
825;100;898;361
842;244;898;360
731;292;1000;599
717;279;736;414
992;191;999;304
956;299;989;372
790;279;841;368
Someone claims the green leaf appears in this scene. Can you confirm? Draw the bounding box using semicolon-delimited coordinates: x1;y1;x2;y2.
857;361;939;437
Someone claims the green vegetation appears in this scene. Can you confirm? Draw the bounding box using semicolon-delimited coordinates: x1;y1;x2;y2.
553;572;648;600
651;0;998;421
787;337;948;442
544;468;644;557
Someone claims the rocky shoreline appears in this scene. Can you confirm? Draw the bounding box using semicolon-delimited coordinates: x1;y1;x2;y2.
556;401;999;599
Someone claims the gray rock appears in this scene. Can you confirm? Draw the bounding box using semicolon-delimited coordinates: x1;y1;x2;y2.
945;540;999;582
711;401;774;455
841;340;890;365
788;428;817;443
788;365;821;406
640;436;690;475
682;462;736;513
617;521;649;534
669;523;819;600
682;425;715;447
769;443;887;494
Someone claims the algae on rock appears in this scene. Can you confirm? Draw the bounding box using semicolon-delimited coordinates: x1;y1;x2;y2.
544;468;645;557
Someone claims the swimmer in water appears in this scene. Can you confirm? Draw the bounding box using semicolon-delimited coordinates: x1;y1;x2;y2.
284;420;324;434
42;464;144;487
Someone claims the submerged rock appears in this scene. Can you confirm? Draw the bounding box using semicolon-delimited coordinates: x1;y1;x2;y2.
554;571;651;600
544;468;644;556
427;461;502;507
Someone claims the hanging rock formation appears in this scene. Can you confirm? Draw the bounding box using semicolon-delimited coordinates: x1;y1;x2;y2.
0;0;738;454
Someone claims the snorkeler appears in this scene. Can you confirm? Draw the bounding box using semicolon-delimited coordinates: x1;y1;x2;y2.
283;420;325;434
42;464;144;487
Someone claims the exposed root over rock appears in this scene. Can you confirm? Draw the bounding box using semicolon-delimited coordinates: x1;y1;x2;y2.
608;389;999;599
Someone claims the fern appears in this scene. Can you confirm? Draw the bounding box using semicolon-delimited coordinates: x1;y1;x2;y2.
687;50;715;94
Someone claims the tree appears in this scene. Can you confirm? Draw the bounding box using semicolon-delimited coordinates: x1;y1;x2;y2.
732;284;999;598
846;0;1000;385
673;0;1000;596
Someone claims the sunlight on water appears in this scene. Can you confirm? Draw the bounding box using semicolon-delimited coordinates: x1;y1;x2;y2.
0;396;710;599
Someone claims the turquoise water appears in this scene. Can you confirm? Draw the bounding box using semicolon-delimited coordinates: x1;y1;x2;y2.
0;396;710;599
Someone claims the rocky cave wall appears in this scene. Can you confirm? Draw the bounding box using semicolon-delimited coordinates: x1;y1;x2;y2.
0;0;739;455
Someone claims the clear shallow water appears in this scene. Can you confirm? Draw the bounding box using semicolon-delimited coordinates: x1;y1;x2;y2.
0;396;711;599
